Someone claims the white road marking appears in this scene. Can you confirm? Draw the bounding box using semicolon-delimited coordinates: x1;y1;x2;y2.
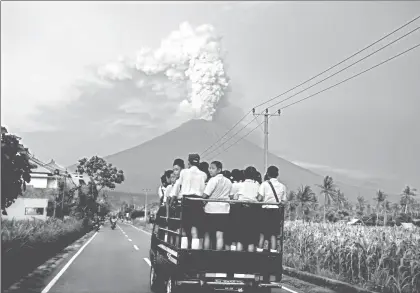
128;239;132;242
133;245;139;250
125;234;129;237
41;232;98;293
144;258;151;266
127;223;151;235
282;286;299;293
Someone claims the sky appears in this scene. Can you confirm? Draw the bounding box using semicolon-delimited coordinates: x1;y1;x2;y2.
2;1;420;194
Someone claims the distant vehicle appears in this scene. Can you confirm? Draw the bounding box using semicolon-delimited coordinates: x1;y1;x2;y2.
149;196;285;293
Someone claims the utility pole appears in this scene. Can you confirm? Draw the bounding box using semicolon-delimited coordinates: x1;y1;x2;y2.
253;108;281;173
142;188;151;223
61;172;67;219
53;169;60;218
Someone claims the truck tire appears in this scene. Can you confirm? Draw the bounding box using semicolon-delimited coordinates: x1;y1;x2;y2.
150;265;164;293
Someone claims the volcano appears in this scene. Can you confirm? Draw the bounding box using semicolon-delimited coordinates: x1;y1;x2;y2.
103;119;377;203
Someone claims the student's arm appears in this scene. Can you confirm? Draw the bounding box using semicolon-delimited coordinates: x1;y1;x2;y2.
257;183;265;202
203;177;216;199
281;185;287;202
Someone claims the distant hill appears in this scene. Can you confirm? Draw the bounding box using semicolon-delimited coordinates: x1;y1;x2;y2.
104;190;159;210
94;119;382;204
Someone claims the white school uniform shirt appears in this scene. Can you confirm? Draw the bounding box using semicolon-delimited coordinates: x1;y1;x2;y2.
164;184;173;201
204;174;232;214
158;185;167;203
258;178;287;209
170;166;207;198
237;179;259;202
230;181;242;198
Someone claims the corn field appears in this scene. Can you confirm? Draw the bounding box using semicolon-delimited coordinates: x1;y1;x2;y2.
283;222;420;293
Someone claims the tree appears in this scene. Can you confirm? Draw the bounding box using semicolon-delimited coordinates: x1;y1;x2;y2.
286;191;298;220
356;196;366;217
77;156;125;194
296;185;317;222
1;126;35;214
400;185;417;214
336;189;346;210
317;175;337;222
374;190;387;226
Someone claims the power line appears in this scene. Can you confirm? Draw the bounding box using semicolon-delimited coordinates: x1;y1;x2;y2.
253;14;420;110
207;120;264;162
202;115;259;159
204;26;419;158
200;110;252;157
266;26;419;110
279;43;420;111
207;43;420;160
280;43;420;111
200;15;419;157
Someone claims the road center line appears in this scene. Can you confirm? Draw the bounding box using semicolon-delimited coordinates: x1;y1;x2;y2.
144;258;151;266
41;232;98;293
128;239;132;242
133;245;139;250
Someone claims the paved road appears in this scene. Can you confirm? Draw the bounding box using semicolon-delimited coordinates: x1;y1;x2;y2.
41;222;301;293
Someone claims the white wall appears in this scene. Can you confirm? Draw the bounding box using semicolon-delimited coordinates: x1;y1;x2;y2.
28;173;58;189
3;198;49;221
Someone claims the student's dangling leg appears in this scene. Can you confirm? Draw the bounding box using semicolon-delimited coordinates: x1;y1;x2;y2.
216;231;224;250
257;233;265;252
204;231;211;250
270;234;277;252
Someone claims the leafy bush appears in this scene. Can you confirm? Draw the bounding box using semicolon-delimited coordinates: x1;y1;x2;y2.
1;217;91;290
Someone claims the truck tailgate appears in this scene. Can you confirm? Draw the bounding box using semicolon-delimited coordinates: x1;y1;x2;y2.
179;250;282;274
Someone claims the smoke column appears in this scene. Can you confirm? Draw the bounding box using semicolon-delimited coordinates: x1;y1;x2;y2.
98;22;229;121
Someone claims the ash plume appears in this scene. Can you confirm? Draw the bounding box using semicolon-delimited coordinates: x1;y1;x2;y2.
98;22;229;121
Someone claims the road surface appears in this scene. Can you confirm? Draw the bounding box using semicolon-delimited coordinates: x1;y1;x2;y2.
40;222;301;293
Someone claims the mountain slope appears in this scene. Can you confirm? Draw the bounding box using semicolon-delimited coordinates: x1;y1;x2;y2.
103;119;380;203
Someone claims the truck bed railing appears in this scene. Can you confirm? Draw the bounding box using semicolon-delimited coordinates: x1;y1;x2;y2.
182;196;285;206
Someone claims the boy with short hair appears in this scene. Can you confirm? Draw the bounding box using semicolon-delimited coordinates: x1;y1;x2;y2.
257;166;286;253
203;161;232;250
170;154;207;249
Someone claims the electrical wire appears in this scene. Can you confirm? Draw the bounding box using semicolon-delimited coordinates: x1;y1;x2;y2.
200;15;419;156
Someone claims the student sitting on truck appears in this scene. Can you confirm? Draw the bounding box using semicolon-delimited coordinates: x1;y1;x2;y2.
164;171;177;244
202;161;232;251
158;173;168;206
257;166;286;253
228;169;244;251
170;154;207;250
234;166;260;252
173;158;185;179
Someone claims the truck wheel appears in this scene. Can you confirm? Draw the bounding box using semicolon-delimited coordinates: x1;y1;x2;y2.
150;265;163;292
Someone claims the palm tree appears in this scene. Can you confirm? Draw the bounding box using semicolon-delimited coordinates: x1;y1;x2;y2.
374;190;387;226
356;196;366;216
400;186;417;214
336;189;346;210
391;202;400;221
296;185;317;222
286;191;298;220
317;176;336;222
383;200;391;226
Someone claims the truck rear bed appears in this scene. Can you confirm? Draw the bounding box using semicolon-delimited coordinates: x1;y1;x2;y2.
179;249;282;276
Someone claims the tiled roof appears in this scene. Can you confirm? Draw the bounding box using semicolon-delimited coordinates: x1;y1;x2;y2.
45;160;66;172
